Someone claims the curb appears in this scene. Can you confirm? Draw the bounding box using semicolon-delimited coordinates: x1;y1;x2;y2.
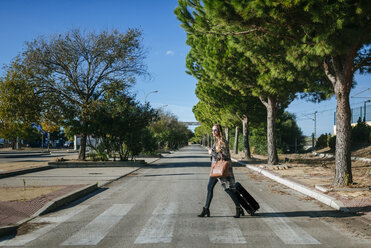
0;152;50;158
0;184;98;238
231;158;350;213
0;166;51;179
313;152;371;162
48;160;146;168
0;156;163;238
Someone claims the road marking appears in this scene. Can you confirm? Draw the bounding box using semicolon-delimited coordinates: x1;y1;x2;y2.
208;203;247;244
0;204;89;246
134;202;177;244
60;203;134;246
260;204;320;245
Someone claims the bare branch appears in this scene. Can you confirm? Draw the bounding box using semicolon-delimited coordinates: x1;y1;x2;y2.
199;28;263;36
323;59;336;86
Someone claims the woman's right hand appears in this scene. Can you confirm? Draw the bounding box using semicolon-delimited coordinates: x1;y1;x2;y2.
208;148;212;155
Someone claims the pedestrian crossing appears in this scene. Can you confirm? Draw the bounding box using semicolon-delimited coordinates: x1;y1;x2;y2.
134;202;177;244
0;205;89;246
0;201;323;247
207;202;247;244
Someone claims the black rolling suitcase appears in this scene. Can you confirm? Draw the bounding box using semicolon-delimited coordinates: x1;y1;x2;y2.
235;182;260;215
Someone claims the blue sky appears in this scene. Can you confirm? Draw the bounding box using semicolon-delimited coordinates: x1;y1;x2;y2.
0;0;370;136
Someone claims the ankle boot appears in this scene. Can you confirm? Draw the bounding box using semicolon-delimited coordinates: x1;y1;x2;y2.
198;207;210;217
234;206;244;218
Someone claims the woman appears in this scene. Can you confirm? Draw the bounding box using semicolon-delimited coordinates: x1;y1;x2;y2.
198;124;244;218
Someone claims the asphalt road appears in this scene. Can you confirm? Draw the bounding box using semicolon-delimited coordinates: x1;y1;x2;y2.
0;145;370;248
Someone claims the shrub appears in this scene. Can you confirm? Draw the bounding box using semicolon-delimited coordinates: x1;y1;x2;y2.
249;125;268;155
88;143;109;161
315;133;329;150
351;120;370;145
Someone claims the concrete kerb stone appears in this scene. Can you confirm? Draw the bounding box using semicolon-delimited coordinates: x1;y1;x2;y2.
0;152;50;158
49;160;146;168
0;166;51;179
35;184;99;216
231;158;350;213
313;152;371;163
0;184;98;238
0;155;163;238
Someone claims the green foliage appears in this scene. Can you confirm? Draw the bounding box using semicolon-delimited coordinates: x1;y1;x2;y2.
0;60;41;124
193;124;211;142
315;133;330;150
175;0;330;165
249;124;268;155
88;89;158;161
228;112;305;155
0;61;42;147
139;128;158;155
88;143;109;161
351;120;371;145
276;112;305;153
149;110;192;150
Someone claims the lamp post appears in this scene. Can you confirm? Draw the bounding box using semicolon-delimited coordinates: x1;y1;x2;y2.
364;100;371;122
145;90;158;102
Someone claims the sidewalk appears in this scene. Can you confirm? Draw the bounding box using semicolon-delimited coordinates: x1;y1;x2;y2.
230;151;371;221
0;154;162;237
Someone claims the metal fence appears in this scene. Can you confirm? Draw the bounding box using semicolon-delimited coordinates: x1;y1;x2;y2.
334;103;371;124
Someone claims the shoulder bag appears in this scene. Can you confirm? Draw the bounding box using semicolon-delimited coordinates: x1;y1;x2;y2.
210;156;230;178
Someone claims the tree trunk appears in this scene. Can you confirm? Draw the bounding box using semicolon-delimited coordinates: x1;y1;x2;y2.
47;132;50;152
260;95;279;165
334;94;353;185
242;116;251;159
234;126;239;154
225;127;230;148
324;55;354;186
78;133;87;160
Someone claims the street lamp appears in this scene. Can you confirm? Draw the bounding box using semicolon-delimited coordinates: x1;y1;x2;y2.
364;100;371;122
145;90;158;102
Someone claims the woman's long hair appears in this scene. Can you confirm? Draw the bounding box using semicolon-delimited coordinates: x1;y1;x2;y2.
214;124;226;153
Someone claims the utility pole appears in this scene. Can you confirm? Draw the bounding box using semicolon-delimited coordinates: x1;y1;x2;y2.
303;111;318;149
314;111;317;141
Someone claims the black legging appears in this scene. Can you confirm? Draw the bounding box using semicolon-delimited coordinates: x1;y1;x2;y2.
204;177;240;208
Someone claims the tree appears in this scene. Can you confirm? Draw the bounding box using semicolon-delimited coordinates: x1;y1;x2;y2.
23;28;148;160
0;61;41;149
149;110;192;150
88;84;157;161
175;0;315;164
187;34;266;158
199;0;370;185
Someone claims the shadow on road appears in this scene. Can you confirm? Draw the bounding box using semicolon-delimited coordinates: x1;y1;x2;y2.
251;209;363;218
141;173;196;177
206;209;362;219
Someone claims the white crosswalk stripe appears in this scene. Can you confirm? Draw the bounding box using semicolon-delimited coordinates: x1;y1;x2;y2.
260;204;321;245
61;203;134;246
208;202;247;244
134;202;177;244
0;204;89;246
0;201;323;246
